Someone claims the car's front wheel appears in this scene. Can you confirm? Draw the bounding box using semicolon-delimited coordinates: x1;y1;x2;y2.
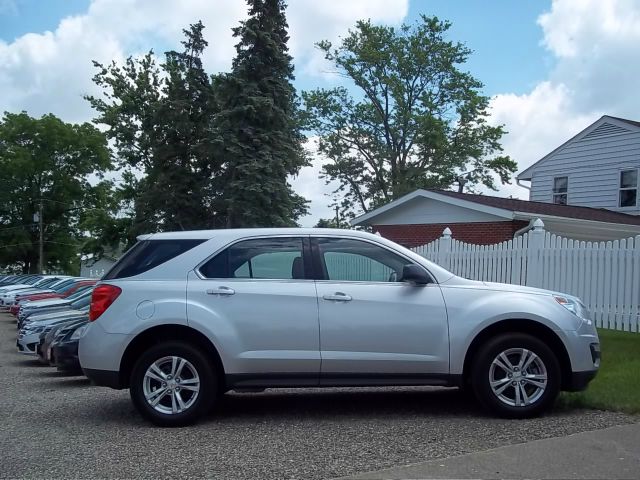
471;333;560;418
130;341;217;427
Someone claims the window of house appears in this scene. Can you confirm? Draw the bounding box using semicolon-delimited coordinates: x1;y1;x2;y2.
552;176;568;205
619;169;638;208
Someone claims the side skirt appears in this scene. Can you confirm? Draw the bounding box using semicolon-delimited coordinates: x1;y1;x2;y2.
225;373;463;390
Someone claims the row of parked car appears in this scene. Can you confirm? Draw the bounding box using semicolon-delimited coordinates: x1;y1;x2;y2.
0;274;96;372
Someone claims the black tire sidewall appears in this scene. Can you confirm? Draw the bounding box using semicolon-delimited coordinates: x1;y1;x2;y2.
471;333;561;418
130;342;217;427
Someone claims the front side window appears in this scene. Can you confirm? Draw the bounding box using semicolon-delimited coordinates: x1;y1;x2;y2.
552;176;568;205
316;237;413;283
619;169;638;207
199;237;305;280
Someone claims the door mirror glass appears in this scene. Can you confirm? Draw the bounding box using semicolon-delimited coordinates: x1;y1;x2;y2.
401;264;431;285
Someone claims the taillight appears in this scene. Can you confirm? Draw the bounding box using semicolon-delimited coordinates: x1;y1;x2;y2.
89;284;122;322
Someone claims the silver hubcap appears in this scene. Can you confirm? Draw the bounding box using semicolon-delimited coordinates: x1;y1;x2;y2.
142;356;200;415
489;348;547;407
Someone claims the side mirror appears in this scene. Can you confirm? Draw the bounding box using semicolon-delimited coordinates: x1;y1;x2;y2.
401;264;431;285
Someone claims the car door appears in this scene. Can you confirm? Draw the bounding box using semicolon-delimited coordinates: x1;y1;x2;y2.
186;236;321;384
312;236;449;381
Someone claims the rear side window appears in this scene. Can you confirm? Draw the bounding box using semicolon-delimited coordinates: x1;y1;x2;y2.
103;239;205;280
199;237;305;280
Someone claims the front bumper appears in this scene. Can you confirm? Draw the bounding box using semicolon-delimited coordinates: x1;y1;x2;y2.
53;341;81;371
565;370;598;392
16;332;42;355
82;368;123;389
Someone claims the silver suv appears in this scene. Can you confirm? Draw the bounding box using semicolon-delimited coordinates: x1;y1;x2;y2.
78;229;600;427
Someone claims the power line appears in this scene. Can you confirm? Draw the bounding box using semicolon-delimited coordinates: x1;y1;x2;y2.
0;240;81;249
0;223;59;232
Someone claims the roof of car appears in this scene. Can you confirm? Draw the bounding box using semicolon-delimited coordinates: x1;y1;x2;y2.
138;228;375;241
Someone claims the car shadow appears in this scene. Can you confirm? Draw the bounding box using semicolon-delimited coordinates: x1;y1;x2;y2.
9;357;45;367
208;387;484;421
53;377;92;387
78;387;484;428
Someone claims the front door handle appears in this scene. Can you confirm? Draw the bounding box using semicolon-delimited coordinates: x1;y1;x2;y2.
206;286;235;296
323;292;352;302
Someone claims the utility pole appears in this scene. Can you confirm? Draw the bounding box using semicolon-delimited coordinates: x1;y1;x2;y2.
335;205;340;228
38;200;44;274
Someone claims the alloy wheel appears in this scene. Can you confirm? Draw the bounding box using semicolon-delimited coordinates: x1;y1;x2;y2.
488;348;547;407
142;356;200;415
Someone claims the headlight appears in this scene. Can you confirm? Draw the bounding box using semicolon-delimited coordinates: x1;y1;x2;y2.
553;295;591;324
70;325;88;341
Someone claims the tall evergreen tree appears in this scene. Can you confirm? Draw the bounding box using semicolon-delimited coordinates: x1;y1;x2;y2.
219;0;308;227
87;23;223;242
142;21;222;233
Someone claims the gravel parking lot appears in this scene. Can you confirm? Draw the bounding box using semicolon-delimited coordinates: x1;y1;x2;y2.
0;312;636;480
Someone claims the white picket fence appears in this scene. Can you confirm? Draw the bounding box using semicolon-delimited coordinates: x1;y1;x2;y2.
412;219;640;332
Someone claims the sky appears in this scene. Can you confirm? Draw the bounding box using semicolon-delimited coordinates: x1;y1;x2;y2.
1;0;640;226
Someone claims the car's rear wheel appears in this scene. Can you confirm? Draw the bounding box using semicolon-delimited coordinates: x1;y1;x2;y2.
471;333;560;418
130;341;217;427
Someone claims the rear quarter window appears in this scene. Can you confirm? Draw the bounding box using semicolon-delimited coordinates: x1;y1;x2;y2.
103;239;205;280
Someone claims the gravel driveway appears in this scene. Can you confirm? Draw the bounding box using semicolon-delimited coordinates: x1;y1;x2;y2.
0;313;635;479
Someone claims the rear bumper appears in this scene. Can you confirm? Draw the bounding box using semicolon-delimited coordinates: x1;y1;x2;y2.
82;368;123;389
564;370;598;392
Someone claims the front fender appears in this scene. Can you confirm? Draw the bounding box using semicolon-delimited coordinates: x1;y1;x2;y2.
442;286;575;374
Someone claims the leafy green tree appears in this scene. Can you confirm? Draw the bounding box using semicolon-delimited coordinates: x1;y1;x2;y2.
0;112;112;273
303;16;517;216
218;0;309;227
314;218;339;228
87;22;223;242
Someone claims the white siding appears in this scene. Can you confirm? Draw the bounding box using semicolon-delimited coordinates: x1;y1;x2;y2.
528;125;640;215
370;196;505;225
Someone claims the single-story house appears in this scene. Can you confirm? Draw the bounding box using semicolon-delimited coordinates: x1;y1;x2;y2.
80;254;118;278
350;189;640;247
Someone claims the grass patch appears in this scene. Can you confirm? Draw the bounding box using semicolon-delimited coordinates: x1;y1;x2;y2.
559;328;640;414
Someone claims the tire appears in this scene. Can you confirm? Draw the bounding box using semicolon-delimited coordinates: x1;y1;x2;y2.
130;341;217;427
471;333;560;418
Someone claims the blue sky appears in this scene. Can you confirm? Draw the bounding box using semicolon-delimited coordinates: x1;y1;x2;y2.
0;0;551;96
1;0;639;225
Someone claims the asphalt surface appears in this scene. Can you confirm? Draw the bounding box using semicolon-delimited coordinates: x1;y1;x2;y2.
343;423;640;479
0;312;636;479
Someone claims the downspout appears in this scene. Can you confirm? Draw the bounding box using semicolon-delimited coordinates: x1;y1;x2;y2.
513;218;535;238
517;178;531;191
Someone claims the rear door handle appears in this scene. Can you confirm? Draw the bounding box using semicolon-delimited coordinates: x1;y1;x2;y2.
206;286;235;296
323;292;352;302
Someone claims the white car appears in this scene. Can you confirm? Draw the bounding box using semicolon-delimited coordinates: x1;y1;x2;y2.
79;228;600;427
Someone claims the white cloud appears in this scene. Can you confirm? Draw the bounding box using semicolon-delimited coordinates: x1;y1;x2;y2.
489;82;593;199
490;0;640;199
0;0;247;123
0;0;408;223
287;0;408;77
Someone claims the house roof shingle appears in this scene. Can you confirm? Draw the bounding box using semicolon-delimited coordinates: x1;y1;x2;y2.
428;190;640;226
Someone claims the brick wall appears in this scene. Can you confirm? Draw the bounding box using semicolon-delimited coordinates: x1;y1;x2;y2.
374;220;530;247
